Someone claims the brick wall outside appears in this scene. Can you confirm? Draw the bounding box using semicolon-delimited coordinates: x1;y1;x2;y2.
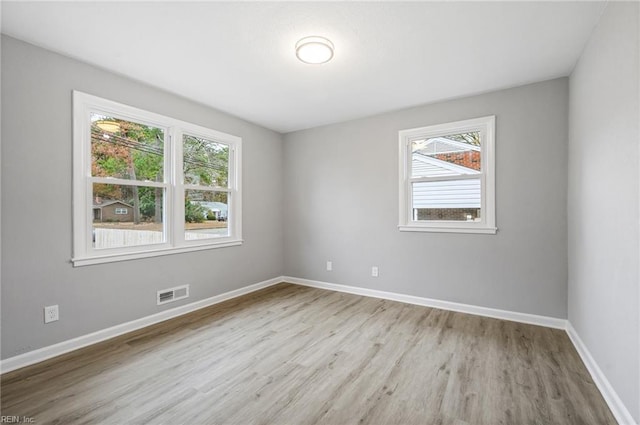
433;150;480;171
417;150;481;221
417;208;481;221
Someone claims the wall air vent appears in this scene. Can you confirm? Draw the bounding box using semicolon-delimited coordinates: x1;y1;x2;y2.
157;284;189;305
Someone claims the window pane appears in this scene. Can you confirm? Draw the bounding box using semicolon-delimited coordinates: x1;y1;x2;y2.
412;179;481;221
91;114;164;182
184;190;229;240
183;134;229;187
411;132;481;178
92;184;164;249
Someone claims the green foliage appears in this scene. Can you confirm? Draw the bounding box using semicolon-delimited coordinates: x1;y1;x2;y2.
185;200;205;223
206;210;217;221
210;192;227;203
91;116;164;185
97;156;127;177
91;116;228;225
132;149;163;181
91;117;165;223
138;187;157;219
446;132;481;146
183;135;229;187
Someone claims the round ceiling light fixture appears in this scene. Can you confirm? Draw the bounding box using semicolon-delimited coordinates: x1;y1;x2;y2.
295;36;334;64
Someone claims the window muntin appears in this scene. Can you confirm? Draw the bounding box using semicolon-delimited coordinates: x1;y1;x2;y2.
399;116;496;234
90;114;168;251
73;91;242;266
181;133;232;242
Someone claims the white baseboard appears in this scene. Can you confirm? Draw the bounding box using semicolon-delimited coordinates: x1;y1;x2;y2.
566;322;638;425
0;276;283;374
283;276;567;329
2;275;565;375
3;274;635;425
286;276;638;424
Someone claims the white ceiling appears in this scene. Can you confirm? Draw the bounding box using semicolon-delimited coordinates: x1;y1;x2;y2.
1;1;606;133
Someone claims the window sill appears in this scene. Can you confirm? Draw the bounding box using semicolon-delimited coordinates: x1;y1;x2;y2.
72;239;243;267
398;225;497;235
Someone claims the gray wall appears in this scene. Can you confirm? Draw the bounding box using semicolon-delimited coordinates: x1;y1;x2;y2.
1;36;284;359
283;78;569;319
3;13;638;420
568;2;639;422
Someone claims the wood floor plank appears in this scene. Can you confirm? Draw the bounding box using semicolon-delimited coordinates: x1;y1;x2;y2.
1;283;617;425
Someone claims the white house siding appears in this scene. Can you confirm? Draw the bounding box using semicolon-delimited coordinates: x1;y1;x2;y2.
412;179;481;209
412;158;460;178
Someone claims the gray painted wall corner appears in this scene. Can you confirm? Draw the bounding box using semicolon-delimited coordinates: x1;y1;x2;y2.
283;78;569;319
0;35;285;359
567;2;640;422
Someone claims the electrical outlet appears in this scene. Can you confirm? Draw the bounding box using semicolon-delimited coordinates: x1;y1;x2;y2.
371;266;379;277
44;305;59;323
326;261;332;271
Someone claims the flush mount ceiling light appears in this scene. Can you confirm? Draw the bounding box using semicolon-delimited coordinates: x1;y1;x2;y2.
295;36;334;64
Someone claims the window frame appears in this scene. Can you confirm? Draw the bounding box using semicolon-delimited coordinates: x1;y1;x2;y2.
72;91;242;266
398;115;496;234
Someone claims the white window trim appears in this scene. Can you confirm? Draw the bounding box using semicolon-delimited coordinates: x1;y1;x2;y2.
72;91;242;267
398;115;496;234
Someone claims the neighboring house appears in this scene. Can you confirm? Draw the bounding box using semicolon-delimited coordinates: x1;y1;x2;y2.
195;201;228;220
412;137;481;221
93;199;134;222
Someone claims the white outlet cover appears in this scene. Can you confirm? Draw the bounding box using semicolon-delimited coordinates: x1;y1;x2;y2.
44;305;59;323
372;266;379;277
326;261;332;271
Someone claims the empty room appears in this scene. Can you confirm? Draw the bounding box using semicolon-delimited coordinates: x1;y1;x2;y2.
1;1;638;424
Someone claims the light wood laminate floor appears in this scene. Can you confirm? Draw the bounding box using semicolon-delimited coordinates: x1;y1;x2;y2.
1;283;616;425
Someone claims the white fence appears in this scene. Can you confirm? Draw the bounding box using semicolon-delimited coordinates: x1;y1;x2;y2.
94;228;219;249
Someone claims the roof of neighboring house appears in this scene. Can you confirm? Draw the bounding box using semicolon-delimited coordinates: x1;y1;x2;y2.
411;141;481;209
195;201;228;212
412;153;480;178
93;200;133;209
413;137;480;155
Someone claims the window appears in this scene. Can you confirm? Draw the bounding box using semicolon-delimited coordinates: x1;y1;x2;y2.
73;91;242;266
398;116;496;234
